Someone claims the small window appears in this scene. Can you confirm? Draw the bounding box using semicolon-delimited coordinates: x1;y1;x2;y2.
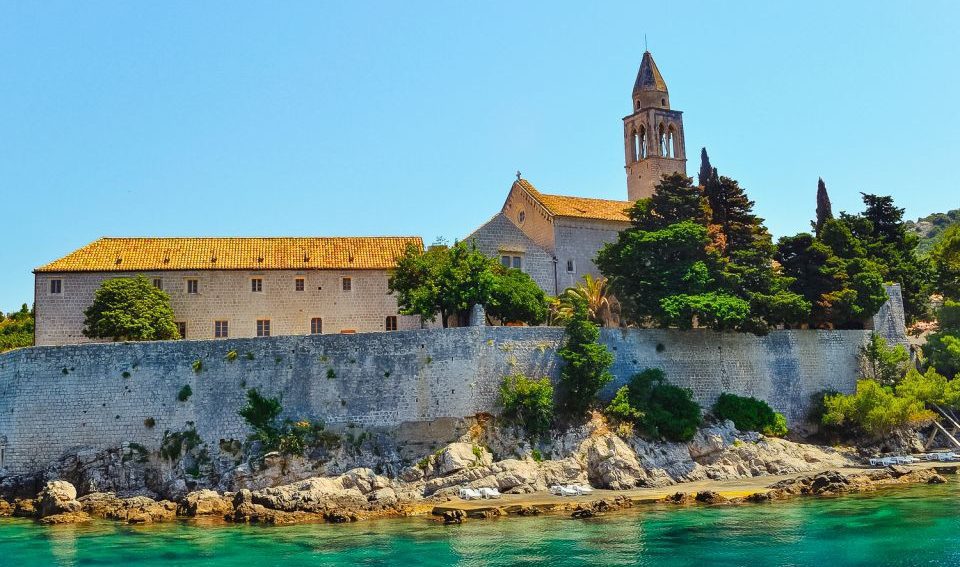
176;322;186;339
152;278;162;290
256;319;271;337
214;320;228;338
566;259;576;274
295;278;305;292
50;279;62;294
661;98;666;106
186;279;198;294
500;255;511;267
512;256;522;269
385;316;398;331
251;278;263;292
310;317;322;334
342;277;352;291
518;210;526;224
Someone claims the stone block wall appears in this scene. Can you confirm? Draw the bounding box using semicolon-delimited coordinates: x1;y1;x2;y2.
0;325;883;476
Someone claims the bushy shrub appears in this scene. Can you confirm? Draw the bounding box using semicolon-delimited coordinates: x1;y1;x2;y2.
604;386;643;423
556;298;614;418
616;368;702;442
859;333;910;385
238;388;338;456
713;393;788;437
177;385;192;402
499;374;554;436
924;301;960;378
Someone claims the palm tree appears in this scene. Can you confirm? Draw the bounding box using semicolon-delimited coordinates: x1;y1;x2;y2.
557;275;620;327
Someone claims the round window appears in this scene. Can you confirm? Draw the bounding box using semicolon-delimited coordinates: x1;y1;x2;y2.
518;210;526;224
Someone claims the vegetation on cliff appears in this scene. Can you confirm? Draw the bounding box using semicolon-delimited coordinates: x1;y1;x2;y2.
0;304;33;352
713;393;787;437
82;275;179;341
555;297;614;417
604;368;703;442
498;374;554;436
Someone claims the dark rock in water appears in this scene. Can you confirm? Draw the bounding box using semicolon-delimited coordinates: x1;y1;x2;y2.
695;490;728;504
927;474;947;485
442;510;465;524
745;491;772;503
516;506;541;516
324;512;355;523
661;492;694;504
12;499;37;518
571;507;594;519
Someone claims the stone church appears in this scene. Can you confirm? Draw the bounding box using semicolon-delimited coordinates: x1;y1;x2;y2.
467;51;686;295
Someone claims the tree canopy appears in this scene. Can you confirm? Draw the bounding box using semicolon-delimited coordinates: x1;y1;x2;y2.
0;304;34;352
388;241;547;327
930;223;960;300
83;275;179;341
598;171;808;332
556;297;614;417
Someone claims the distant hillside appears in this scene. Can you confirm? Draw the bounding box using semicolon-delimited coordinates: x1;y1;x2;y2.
906;208;960;254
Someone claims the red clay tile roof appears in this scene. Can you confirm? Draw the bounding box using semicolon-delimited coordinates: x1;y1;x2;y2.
35;237;423;273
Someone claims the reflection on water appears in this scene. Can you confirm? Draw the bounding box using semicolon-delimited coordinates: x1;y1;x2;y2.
2;483;960;566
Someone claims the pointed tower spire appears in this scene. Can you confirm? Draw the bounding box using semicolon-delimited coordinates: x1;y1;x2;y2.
632;51;670;110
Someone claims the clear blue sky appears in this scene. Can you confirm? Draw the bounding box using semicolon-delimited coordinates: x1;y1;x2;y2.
2;1;958;312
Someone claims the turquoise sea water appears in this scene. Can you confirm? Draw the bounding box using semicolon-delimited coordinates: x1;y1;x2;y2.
2;483;960;566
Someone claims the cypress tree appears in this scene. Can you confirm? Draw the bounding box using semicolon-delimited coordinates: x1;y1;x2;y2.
814;177;834;235
698;147;713;187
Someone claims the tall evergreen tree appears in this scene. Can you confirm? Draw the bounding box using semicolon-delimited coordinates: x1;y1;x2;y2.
698;147;714;188
814;177;834;235
630;172;708;230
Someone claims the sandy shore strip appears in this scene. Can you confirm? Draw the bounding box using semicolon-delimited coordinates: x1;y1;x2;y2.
431;463;960;517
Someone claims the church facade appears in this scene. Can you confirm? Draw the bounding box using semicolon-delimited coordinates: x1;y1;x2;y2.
467;51;686;295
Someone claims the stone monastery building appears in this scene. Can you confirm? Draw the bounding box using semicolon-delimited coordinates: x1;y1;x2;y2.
33;52;684;345
467;50;686;295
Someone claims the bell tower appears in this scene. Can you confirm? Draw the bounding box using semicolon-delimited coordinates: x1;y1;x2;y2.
623;51;686;200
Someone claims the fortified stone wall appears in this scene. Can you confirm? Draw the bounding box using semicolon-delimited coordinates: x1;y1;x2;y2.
0;325;882;476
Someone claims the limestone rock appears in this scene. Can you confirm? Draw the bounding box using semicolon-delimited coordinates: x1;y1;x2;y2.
178;489;233;517
12;499;36;518
0;499;12;517
38;511;92;525
579;434;647;490
436;443;492;476
37;480;82;518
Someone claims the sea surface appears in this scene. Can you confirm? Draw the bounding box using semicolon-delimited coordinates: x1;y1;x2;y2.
2;482;959;566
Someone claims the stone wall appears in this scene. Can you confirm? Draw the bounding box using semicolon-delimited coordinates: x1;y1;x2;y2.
465;212;556;294
0;325;884;476
35;269;419;346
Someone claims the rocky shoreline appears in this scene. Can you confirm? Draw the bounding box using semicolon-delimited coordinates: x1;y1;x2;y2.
0;417;948;527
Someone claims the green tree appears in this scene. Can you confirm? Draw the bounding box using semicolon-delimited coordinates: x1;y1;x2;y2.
605;385;644;423
498;374;554;436
486;267;548;325
556;297;614;418
83;275;179;341
389;241;546;327
813;177;834;235
930;223;960;300
925;300;960;378
0;304;34;352
555;274;619;327
822;379;936;436
859;333;910;386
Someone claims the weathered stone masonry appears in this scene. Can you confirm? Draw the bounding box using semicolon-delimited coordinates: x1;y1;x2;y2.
0;326;882;476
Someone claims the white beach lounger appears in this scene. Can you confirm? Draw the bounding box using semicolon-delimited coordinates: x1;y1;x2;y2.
458;487;483;500
479;487;501;499
557;486;580;497
572;484;594;495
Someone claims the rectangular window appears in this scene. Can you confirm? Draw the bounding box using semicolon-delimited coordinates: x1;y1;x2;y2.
152;278;162;289
566;259;576;273
50;279;62;294
214;320;229;338
342;277;352;291
295;278;305;292
500;255;511;267
385;316;398;331
176;322;186;339
512;256;522;269
256;319;271;337
186;279;198;294
251;278;263;292
310;317;322;334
